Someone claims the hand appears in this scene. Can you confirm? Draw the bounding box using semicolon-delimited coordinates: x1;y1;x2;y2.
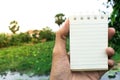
50;19;115;80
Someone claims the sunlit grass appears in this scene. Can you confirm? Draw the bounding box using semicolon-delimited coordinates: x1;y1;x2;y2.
0;39;119;76
0;41;54;75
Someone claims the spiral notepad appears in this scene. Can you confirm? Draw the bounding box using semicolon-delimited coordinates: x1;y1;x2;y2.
69;15;108;71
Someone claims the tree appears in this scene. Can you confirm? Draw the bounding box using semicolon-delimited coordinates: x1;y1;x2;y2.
55;13;66;27
107;0;120;51
9;20;20;34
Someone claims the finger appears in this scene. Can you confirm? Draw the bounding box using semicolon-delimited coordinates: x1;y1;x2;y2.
108;59;114;67
56;19;69;39
51;19;70;73
53;19;69;56
108;28;115;40
106;47;115;58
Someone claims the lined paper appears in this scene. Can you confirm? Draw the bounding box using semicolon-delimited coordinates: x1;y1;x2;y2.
69;15;108;71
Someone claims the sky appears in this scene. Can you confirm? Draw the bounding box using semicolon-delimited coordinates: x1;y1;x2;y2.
0;0;112;33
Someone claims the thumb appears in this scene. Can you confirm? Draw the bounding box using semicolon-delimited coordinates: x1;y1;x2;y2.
53;19;69;56
56;19;69;40
50;20;71;80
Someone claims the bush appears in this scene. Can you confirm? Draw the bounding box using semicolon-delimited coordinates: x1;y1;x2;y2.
39;27;55;41
8;34;21;46
109;31;120;49
31;38;39;44
108;0;120;58
0;34;9;48
8;33;32;46
18;32;32;43
0;27;55;48
31;30;40;43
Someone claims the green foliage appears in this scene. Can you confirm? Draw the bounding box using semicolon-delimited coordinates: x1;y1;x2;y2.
109;0;120;27
0;41;54;75
108;0;120;56
0;39;119;76
0;27;55;48
112;50;120;62
32;30;40;39
8;33;31;46
31;30;40;43
9;20;20;34
18;32;32;43
39;27;55;41
55;13;66;27
8;34;22;46
0;34;9;48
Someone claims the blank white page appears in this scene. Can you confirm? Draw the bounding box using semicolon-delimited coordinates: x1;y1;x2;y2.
69;15;108;71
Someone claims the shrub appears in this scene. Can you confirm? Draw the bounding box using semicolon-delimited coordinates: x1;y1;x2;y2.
39;27;55;41
108;0;120;55
8;34;21;46
109;31;120;50
8;33;32;46
31;30;40;43
0;33;9;48
31;38;39;43
18;32;32;43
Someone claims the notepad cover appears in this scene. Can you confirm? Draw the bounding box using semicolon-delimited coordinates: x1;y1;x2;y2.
69;15;108;71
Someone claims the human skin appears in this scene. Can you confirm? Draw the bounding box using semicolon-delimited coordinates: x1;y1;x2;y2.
50;19;115;80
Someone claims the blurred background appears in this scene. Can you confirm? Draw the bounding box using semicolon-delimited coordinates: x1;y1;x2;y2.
0;0;119;80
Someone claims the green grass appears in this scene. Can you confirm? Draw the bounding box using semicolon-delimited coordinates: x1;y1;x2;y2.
0;39;119;76
0;41;54;75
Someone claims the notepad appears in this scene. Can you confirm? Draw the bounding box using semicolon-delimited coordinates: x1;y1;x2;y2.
69;15;108;71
